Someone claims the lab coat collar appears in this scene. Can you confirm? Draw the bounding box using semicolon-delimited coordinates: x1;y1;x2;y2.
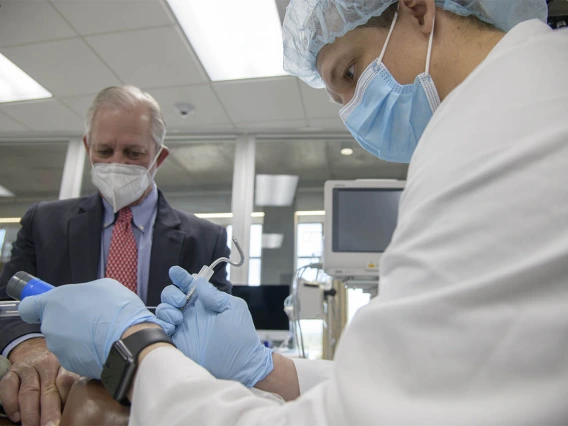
487;19;552;61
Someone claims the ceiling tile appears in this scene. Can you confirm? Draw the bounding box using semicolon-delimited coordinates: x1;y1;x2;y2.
0;111;30;133
59;94;96;119
213;77;305;123
299;82;342;118
1;39;122;97
146;85;232;129
0;0;76;48
86;27;207;88
0;143;68;198
0;99;84;133
51;0;174;36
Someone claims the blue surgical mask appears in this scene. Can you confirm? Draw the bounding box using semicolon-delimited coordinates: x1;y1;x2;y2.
339;12;440;163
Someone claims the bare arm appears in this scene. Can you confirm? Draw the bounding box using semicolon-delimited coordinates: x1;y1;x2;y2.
254;353;300;401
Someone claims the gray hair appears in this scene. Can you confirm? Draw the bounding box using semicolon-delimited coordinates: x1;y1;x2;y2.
84;85;166;150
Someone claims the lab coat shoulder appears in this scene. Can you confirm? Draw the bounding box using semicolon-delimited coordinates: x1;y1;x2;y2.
130;21;568;426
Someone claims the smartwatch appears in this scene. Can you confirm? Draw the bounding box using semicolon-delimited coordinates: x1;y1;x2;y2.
101;327;174;405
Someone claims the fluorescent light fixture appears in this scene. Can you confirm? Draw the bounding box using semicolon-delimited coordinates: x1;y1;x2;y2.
0;184;15;197
0;53;51;103
167;0;286;81
262;233;284;249
341;148;353;156
195;213;233;219
0;217;20;224
255;175;299;207
295;210;326;216
195;212;265;219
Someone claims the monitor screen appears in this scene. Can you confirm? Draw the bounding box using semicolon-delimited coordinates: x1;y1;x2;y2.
231;285;290;331
332;188;402;253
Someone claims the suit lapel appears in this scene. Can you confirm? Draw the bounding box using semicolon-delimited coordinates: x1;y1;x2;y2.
68;194;103;283
147;190;185;305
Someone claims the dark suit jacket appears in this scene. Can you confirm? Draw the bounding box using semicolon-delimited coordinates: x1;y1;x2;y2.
0;190;231;353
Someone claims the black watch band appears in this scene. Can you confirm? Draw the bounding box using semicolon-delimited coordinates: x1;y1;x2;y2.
121;327;173;360
101;327;174;405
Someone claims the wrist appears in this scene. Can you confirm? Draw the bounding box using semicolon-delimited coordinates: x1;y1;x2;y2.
254;352;300;401
8;336;46;363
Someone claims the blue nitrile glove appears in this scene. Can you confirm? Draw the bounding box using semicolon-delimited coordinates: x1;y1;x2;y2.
155;266;274;388
18;278;162;379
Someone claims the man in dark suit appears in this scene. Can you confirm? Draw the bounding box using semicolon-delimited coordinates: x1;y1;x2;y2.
0;85;231;426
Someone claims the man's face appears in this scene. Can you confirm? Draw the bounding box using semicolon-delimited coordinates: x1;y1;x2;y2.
86;105;157;169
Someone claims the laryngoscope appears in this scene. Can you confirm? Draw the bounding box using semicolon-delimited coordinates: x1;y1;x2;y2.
184;236;245;307
0;237;246;317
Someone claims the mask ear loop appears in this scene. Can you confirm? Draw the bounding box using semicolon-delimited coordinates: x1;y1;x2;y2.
424;15;436;74
377;12;398;64
110;163;119;213
147;145;164;179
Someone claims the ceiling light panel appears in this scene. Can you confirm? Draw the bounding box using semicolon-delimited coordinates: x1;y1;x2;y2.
0;184;15;197
167;0;286;81
255;174;299;206
0;53;52;103
262;233;284;249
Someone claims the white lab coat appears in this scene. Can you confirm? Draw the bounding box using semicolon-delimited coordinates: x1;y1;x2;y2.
130;20;568;425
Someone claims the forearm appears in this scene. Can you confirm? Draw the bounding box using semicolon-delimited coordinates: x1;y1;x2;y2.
254;352;300;401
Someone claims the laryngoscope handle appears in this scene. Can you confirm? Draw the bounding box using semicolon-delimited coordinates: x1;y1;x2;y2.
0;272;55;318
6;271;54;301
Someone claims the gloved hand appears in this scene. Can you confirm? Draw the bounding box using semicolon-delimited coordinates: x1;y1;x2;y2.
156;266;274;388
18;278;161;379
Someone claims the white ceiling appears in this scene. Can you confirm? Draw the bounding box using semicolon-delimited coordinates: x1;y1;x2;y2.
0;0;345;137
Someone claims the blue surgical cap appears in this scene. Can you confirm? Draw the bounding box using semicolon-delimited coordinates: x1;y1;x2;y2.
283;0;548;88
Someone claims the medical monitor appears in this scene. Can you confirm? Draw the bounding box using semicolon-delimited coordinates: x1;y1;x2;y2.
324;180;405;278
231;285;290;342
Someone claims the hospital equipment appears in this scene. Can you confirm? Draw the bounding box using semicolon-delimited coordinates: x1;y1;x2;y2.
323;179;404;278
184;236;245;306
231;285;290;344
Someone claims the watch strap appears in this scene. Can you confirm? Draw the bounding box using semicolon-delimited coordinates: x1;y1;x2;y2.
121;327;174;360
101;327;174;405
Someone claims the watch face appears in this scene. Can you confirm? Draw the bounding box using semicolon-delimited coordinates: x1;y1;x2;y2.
101;341;135;400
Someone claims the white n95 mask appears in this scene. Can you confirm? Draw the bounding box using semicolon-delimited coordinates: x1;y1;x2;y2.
91;146;163;212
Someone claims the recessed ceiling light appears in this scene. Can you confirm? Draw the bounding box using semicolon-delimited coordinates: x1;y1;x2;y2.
341;148;354;156
0;53;52;103
167;0;286;81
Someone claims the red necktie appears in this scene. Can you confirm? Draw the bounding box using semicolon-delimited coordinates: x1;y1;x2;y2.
105;207;138;293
